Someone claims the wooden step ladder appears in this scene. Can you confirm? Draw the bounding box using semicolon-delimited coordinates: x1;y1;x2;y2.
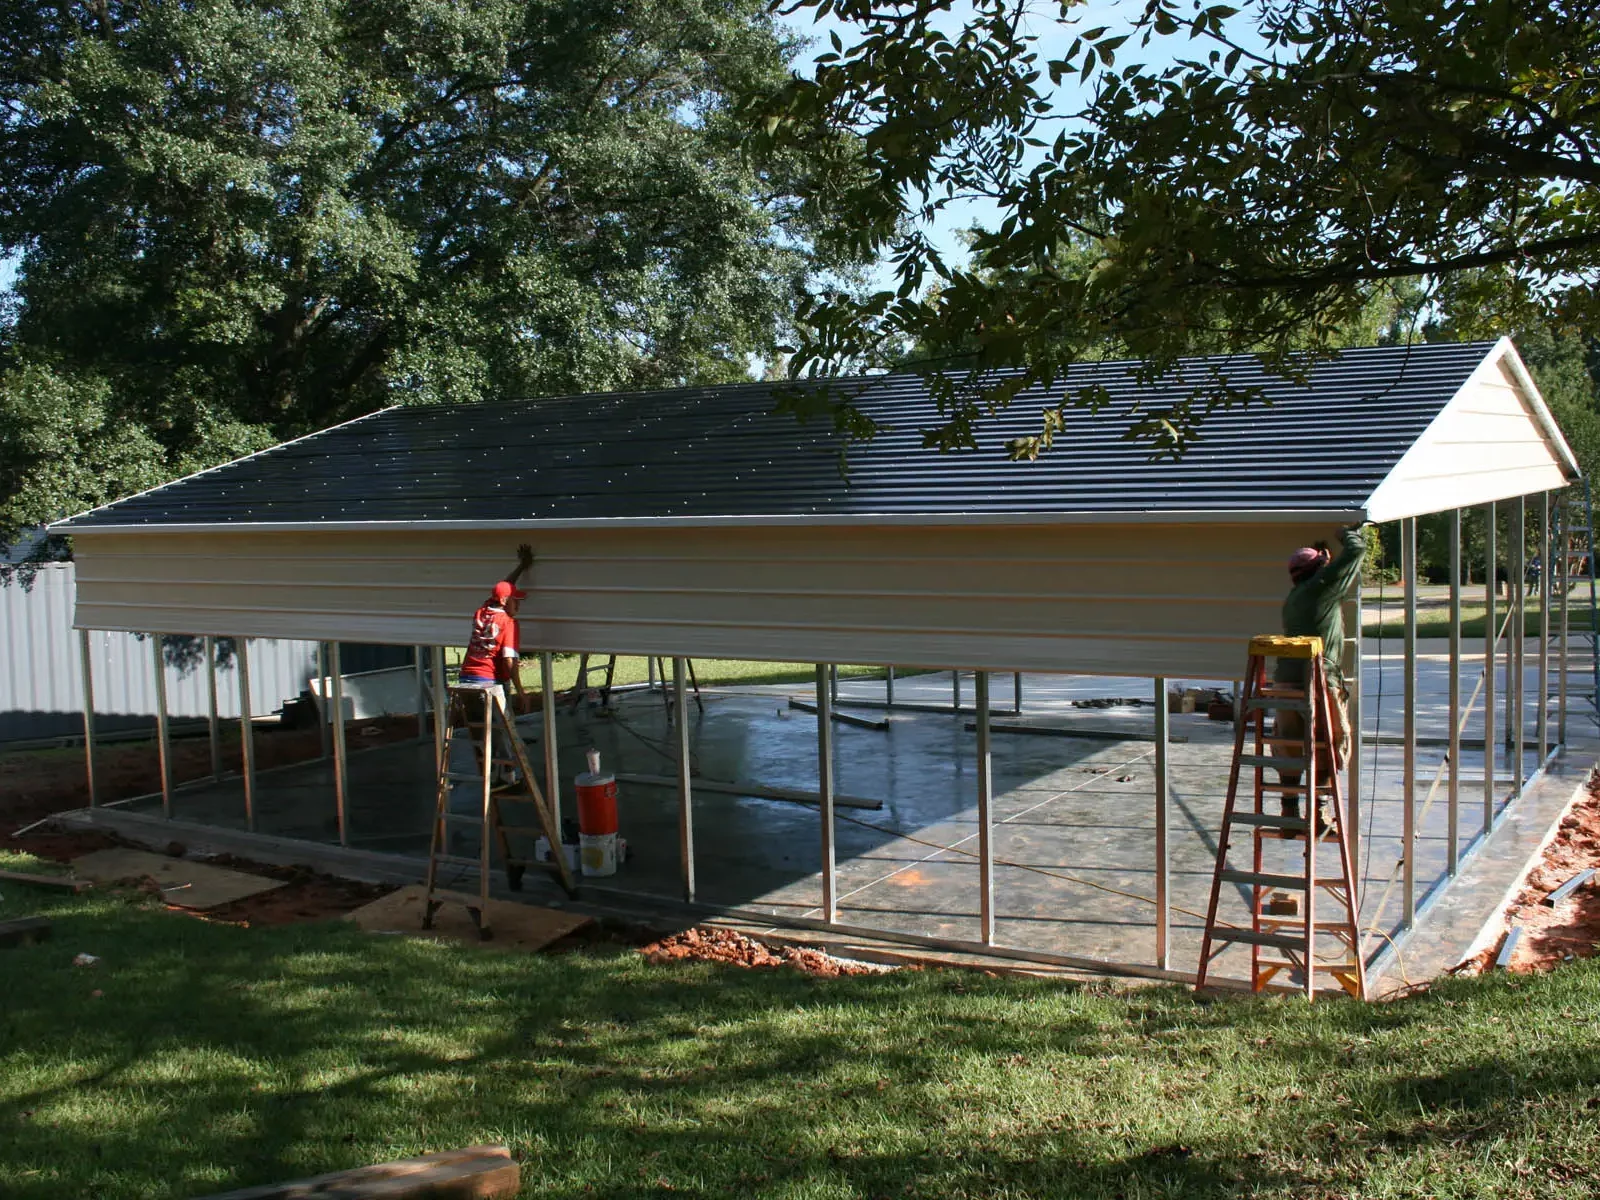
1196;636;1366;1000
423;684;577;936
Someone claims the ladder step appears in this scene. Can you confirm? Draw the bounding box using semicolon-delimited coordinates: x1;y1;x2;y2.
1247;698;1309;714
1228;811;1309;830
1239;754;1310;771
1257;958;1362;974
1210;928;1309;952
1221;869;1307;891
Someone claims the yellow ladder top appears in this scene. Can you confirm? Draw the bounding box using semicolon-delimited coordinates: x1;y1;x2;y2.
1247;634;1324;660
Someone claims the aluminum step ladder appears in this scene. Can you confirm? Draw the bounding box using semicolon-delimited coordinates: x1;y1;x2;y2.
1196;636;1365;1000
1556;479;1600;731
423;684;576;936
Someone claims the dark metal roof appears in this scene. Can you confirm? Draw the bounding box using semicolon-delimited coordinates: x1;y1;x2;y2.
57;341;1501;529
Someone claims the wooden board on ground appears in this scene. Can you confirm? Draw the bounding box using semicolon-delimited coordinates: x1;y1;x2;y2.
0;867;92;893
190;1143;518;1199
345;883;590;951
0;917;52;947
70;848;286;910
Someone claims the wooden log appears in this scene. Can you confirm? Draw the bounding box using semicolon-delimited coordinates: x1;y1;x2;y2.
0;868;92;893
190;1144;519;1200
0;917;51;947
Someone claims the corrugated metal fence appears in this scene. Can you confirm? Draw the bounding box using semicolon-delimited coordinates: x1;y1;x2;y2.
1;564;409;742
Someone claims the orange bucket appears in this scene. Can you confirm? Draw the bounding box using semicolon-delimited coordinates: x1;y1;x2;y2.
575;749;618;837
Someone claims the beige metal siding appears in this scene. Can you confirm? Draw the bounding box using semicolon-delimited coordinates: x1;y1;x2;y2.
1365;353;1574;521
70;520;1345;680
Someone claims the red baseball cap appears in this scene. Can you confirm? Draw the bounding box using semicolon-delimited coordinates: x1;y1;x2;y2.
491;581;527;602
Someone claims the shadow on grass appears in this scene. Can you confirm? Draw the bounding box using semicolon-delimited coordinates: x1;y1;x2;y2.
1;891;1597;1198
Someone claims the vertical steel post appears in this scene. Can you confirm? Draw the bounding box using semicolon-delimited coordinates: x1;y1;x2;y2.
431;646;447;775
541;651;560;833
1484;504;1498;832
674;657;695;902
830;662;839;706
317;643;332;759
1559;495;1570;746
1153;674;1170;970
238;637;256;831
1448;509;1461;875
1013;671;1023;715
151;635;173;818
1347;580;1362;881
330;641;349;845
816;663;837;922
1538;492;1551;762
1512;498;1526;797
975;671;994;945
78;629;98;807
205;636;222;780
951;669;961;711
414;646;428;735
886;665;895;708
1402;518;1417;927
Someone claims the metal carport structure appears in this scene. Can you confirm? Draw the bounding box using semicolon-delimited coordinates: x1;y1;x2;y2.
51;337;1583;984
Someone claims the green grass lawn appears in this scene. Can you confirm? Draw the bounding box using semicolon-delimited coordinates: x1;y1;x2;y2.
3;859;1599;1198
1363;606;1568;641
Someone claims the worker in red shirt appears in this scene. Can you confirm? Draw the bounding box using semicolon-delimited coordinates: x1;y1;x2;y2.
458;544;534;704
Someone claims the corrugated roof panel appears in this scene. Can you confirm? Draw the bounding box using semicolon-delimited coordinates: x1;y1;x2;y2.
57;341;1498;528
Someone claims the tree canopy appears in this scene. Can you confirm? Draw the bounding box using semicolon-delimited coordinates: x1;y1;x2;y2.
0;0;859;551
757;0;1600;457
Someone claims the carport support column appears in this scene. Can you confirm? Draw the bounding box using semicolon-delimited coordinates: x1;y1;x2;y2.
1154;675;1170;970
317;643;332;760
330;641;349;846
816;663;837;923
1538;492;1551;763
1402;517;1417;929
1347;579;1362;882
79;629;98;807
205;636;222;780
674;657;695;903
152;634;173;819
1512;498;1526;798
1448;509;1461;876
239;637;256;831
1484;504;1497;833
431;647;447;775
975;671;994;946
541;652;560;833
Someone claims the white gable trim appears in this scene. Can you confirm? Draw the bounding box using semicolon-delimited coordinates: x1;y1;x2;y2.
1364;339;1580;523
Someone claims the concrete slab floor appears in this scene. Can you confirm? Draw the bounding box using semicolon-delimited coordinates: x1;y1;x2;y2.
102;643;1600;988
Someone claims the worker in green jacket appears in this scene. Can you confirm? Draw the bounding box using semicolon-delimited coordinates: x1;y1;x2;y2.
1274;525;1368;835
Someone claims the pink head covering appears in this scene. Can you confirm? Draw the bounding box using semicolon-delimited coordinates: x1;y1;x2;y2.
1287;546;1329;581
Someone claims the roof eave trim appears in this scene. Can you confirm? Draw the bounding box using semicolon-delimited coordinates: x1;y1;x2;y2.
59;508;1369;535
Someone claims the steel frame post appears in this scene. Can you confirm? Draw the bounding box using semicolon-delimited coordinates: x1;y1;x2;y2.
317;643;332;759
1512;498;1526;798
975;671;994;945
1014;671;1023;715
1402;517;1417;928
951;669;960;711
1153;674;1170;969
238;637;256;831
541;651;560;833
1484;504;1497;833
886;665;895;708
674;657;695;902
151;635;173;818
830;663;839;706
1559;497;1570;746
1539;492;1551;762
205;636;222;780
816;663;837;922
414;646;428;734
79;629;98;807
1448;509;1461;875
431;646;447;775
1347;580;1362;882
330;641;349;845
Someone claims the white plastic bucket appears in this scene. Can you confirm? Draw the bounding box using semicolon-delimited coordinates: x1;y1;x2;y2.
580;832;618;877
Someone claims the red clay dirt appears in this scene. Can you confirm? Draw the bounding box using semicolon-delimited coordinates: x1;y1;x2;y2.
1455;770;1600;975
640;926;881;977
